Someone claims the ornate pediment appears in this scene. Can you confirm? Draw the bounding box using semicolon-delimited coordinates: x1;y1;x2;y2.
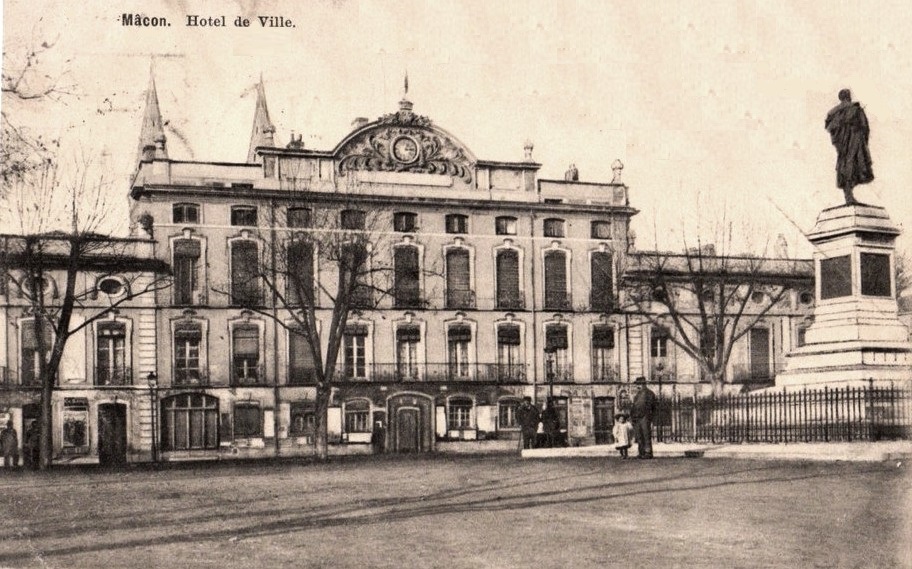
337;123;474;184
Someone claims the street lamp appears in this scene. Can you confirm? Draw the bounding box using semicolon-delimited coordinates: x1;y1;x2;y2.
146;372;158;463
545;351;555;399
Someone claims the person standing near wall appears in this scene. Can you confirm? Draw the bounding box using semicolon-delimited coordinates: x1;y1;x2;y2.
1;421;19;468
630;377;657;459
516;397;540;451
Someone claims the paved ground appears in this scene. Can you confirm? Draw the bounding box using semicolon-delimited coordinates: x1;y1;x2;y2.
1;454;910;569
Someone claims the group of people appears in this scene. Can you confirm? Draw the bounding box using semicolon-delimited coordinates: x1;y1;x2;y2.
516;397;562;449
1;420;41;470
516;377;658;459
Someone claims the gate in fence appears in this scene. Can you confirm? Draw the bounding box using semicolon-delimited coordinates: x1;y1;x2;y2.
654;381;912;443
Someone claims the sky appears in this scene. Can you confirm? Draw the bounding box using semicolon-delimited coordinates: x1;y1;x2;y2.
2;0;911;257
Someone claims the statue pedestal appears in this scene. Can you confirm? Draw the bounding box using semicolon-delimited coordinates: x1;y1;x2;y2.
776;203;912;390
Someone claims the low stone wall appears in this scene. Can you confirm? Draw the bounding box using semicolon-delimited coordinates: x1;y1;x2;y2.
435;440;517;454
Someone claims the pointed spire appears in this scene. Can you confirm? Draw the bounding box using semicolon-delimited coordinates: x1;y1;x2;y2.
399;70;413;113
247;74;277;162
137;61;168;162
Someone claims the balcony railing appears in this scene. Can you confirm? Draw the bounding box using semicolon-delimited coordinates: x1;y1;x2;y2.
544;363;573;383
174;369;209;387
591;363;620;383
333;363;528;383
95;365;132;386
446;289;476;309
232;363;266;386
543;292;572;311
495;293;525;310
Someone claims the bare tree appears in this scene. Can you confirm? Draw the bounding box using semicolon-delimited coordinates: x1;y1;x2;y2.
620;218;813;396
210;174;431;459
895;248;912;313
0;159;170;469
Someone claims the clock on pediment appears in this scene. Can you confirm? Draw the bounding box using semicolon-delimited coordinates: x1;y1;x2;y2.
392;136;419;164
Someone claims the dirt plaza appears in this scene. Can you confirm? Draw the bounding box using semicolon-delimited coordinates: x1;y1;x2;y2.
1;455;910;568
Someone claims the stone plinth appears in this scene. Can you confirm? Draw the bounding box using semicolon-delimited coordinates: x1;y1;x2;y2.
776;203;912;389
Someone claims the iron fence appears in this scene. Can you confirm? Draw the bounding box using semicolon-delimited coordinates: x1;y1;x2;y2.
654;381;912;443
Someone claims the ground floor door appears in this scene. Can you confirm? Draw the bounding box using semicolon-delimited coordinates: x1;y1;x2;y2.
98;403;127;466
593;397;615;444
396;408;420;452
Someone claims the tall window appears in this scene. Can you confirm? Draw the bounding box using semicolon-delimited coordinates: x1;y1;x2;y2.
590;252;614;311
543;218;565;238
288;328;316;385
545;324;569;380
651;326;669;358
343;324;368;379
448;325;472;379
393;212;418;232
394;246;420;308
591;220;611;239
340;209;366;230
497;325;522;381
173;203;200;224
343;243;372;308
345;400;371;433
591;325;615;382
543;250;569;310
749;327;771;382
160;394;219;451
446;249;472;309
445;214;468;234
96;322;127;386
20;318;52;386
286;240;314;305
496;249;521;309
233;403;262;438
396;325;421;379
287;207;312;228
231;240;260;305
498;399;520;430
174;322;203;385
230;206;258;226
495;216;517;236
447;397;473;430
173;239;200;306
232;325;260;385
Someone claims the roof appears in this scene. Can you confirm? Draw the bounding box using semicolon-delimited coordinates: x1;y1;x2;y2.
624;251;814;281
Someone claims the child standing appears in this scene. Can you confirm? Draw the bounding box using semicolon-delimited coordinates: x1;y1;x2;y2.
612;412;634;459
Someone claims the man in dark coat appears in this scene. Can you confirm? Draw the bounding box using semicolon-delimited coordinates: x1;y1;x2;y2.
541;399;561;448
1;420;19;468
516;397;540;450
630;377;657;458
825;89;874;205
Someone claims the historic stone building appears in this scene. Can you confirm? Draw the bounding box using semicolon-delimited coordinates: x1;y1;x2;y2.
0;74;816;463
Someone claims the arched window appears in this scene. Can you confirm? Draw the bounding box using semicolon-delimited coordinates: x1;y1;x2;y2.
161;394;219;451
543;250;569;310
496;249;521;309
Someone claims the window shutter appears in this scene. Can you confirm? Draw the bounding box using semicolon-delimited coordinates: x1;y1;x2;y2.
545;326;568;351
287;241;314;303
345;324;369;336
394;247;420;306
592;325;615;349
497;325;521;345
590;252;614;309
233;326;259;355
448;325;472;343
231;241;259;304
289;329;314;370
496;250;520;304
446;249;470;291
396;325;421;342
174;239;201;257
544;251;567;295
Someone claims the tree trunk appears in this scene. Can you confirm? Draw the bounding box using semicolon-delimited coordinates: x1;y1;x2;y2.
314;386;330;460
709;370;725;398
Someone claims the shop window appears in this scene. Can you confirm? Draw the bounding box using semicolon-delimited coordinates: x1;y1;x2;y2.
161;394;219;451
498;399;520;430
289;403;315;437
448;397;473;430
62;397;89;454
345;400;371;433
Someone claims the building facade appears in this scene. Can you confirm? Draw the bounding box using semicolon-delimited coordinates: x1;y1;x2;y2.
0;75;815;463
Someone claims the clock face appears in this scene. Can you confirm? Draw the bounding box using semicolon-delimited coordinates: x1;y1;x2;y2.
391;136;419;164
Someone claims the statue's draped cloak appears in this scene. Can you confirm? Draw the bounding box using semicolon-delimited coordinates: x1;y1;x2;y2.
825;101;874;190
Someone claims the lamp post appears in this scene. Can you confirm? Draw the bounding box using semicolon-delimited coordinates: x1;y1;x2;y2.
146;372;158;463
546;351;555;399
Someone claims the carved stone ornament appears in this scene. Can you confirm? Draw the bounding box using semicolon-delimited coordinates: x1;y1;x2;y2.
338;125;474;184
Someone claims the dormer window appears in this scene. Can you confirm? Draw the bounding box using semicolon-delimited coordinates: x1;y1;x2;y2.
231;206;258;227
173;203;200;224
393;212;418;233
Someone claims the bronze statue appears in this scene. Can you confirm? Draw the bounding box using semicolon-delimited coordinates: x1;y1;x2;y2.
825;89;874;205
